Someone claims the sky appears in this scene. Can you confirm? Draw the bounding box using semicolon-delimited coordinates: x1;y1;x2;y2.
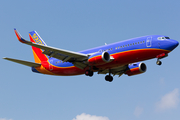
0;0;180;120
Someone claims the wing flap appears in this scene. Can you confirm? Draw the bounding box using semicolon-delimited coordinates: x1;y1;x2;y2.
3;57;41;67
73;62;87;70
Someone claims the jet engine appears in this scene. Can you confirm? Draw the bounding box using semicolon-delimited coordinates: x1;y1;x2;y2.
88;51;111;65
125;62;147;76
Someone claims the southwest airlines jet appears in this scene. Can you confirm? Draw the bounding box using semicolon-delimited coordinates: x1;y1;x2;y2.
3;29;179;82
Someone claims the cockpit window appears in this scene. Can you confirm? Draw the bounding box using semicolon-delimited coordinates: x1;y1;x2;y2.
158;36;170;40
165;37;170;39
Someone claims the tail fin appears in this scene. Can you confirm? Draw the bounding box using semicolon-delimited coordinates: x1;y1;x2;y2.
29;31;49;63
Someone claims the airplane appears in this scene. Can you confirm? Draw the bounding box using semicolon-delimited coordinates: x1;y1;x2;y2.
3;29;179;82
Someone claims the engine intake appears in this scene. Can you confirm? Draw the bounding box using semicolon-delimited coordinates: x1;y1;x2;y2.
125;62;147;76
88;51;111;65
102;51;110;62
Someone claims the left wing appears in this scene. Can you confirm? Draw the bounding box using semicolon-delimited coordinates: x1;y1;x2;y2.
14;29;89;69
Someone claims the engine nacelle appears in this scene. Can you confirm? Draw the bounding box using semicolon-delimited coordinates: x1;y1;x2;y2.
88;51;111;65
125;62;147;76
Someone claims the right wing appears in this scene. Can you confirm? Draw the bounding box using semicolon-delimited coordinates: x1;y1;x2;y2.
14;29;89;69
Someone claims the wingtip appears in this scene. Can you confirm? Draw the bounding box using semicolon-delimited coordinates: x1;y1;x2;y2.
14;29;21;39
14;29;28;43
3;57;10;60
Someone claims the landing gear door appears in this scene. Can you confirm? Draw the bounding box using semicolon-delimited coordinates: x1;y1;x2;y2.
146;37;152;47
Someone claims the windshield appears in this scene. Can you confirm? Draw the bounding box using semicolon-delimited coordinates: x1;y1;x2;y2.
158;36;170;40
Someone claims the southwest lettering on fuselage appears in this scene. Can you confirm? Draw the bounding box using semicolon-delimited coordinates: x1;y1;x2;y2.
3;29;179;82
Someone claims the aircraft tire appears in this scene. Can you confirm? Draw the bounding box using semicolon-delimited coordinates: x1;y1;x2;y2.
89;71;94;77
85;70;94;77
85;70;90;76
156;61;162;65
105;75;113;82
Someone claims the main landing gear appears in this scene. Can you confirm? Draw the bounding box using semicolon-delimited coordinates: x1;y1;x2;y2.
105;75;113;82
85;70;94;77
85;69;114;82
105;72;113;82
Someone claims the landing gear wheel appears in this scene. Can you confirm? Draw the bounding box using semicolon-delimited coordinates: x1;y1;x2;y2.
85;70;94;77
85;70;90;76
105;75;113;82
89;71;94;77
156;60;162;65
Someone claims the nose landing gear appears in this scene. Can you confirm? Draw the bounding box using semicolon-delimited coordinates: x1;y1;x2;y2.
156;53;168;66
156;59;162;65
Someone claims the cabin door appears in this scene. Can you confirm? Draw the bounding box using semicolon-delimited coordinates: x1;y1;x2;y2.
146;37;152;47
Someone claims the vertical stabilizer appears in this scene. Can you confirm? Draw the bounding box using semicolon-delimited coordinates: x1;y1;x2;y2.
29;31;48;63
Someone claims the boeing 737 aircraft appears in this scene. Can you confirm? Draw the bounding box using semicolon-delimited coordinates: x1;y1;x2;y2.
3;29;179;82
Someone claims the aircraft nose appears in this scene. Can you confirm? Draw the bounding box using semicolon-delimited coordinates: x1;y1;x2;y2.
168;39;179;51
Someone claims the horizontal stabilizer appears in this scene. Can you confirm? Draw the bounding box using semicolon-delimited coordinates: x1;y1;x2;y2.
3;57;41;67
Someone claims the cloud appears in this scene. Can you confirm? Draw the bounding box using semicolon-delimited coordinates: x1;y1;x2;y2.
0;118;13;120
134;106;143;117
72;113;109;120
156;88;179;112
